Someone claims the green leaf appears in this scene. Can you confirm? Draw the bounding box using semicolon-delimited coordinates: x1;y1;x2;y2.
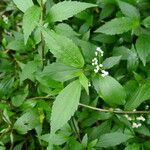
127;46;139;71
79;73;89;95
125;80;150;110
7;39;26;52
96;132;133;148
95;17;139;35
42;63;82;82
47;1;96;22
19;60;40;83
102;56;122;69
0;77;14;98
118;0;140;18
23;6;41;44
54;23;79;38
42;29;84;68
125;143;140;150
51;80;81;133
11;86;28;107
143;16;150;28
135;34;150;66
100;4;115;19
93;76;126;106
13;0;33;12
14;109;40;134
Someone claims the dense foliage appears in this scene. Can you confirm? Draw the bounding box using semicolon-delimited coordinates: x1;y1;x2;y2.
1;0;150;149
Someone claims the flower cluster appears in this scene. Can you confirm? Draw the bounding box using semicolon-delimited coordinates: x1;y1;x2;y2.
124;114;146;128
92;47;109;77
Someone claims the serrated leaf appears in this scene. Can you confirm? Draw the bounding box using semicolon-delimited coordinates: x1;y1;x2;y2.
14;109;40;134
93;76;126;106
100;4;115;19
51;80;81;133
12;86;28;107
7;39;26;52
13;0;33;12
42;29;84;68
19;61;39;83
125;80;150;110
23;6;41;44
79;73;89;95
102;56;122;69
143;16;150;28
54;23;79;38
118;0;140;18
125;143;140;150
42;63;82;82
127;46;139;71
96;132;133;148
135;34;150;66
95;17;139;35
47;1;96;22
0;77;14;98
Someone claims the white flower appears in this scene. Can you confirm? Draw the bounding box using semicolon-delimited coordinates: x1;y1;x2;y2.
99;64;103;68
132;122;139;128
124;114;132;121
95;52;98;56
92;58;98;62
88;82;91;87
137;123;142;127
136;116;145;121
96;47;104;56
96;65;100;70
92;63;95;66
132;122;142;128
145;105;149;110
94;61;98;65
94;68;99;73
96;47;101;51
100;53;104;57
2;15;8;24
101;70;109;77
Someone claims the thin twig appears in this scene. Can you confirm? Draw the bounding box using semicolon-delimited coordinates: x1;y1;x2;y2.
27;96;150;114
27;96;54;100
79;103;150;114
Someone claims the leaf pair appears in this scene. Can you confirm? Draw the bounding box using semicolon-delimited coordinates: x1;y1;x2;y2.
13;0;96;44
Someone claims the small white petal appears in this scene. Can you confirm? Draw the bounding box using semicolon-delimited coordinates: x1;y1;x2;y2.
132;122;138;128
95;52;98;56
92;63;95;66
100;53;104;56
96;65;100;70
96;47;101;52
94;69;99;73
137;123;142;127
99;64;103;67
136;116;145;121
101;74;105;77
94;61;98;65
101;70;109;76
128;117;132;121
124;114;129;118
88;82;91;87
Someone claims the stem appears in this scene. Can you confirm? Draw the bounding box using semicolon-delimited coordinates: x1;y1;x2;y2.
27;96;150;114
70;117;81;142
79;103;150;114
40;0;45;69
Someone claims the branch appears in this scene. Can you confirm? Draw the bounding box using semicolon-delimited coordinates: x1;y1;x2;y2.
27;96;150;114
79;103;150;114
